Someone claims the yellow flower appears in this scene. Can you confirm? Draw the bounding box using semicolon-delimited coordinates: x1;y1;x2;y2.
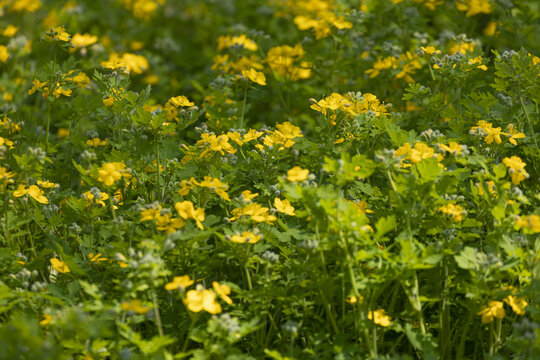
40;314;52;326
184;289;222;314
174;201;205;229
86;138;107;147
89;253;108;263
230;231;261;244
178;179;194;196
242;68;267;85
2;25;19;37
97;162;129;186
140;204;162;221
229;203;276;224
505;124;525;146
57;128;70;138
71;33;98;48
0;46;10;62
504;295;528;315
121;300;151;314
420;46;441;55
155;213;184;233
192;176;231;201
287;166;309;182
50;258;70;273
456;0;492;17
439;142;464;155
13;184;49;204
439;203;465;222
243;129;264;142
212;281;233;305
515;215;540;233
101;53;149;74
502;156;529;185
37;180;58;189
241;190;259;202
368;309;391;327
478;301;505;323
346;295;364;304
470;120;503;144
274;198;296;216
45;26;71;42
217;34;258;51
165;275;194;291
168;95;194;107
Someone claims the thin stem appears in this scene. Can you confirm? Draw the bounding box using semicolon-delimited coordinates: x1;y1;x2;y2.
517;87;538;147
152;290;164;337
239;85;248;129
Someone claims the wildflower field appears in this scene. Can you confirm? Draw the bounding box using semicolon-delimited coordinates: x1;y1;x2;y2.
1;0;539;358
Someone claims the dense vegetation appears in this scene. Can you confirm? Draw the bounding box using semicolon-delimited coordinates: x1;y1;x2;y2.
0;0;539;359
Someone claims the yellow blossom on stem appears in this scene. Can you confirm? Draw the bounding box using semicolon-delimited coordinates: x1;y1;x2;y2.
121;300;151;314
439;203;465;222
478;301;505;323
502;156;528;185
165;275;194;291
515;214;540;233
242;68;267;85
368;309;391;327
212;282;233;304
505;124;525;146
13;185;49;204
230;230;262;244
184;289;222;314
504;295;528;315
50;258;70;273
274;198;296;216
287;166;309;182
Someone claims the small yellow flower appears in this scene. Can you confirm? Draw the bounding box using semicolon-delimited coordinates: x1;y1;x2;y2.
174;201;205;229
230;231;261;244
89;253;108;263
346;295;364;305
240;190;259;202
0;45;10;62
515;215;540;233
165;275;194;291
86;138;107;147
168;95;194;107
502;156;529;185
420;46;440;55
50;258;70;273
242;68;267;85
439;203;465;222
45;26;71;42
57;128;70;138
505;124;525;146
478;301;505;323
368;309;391;327
71;33;98;48
13;184;49;204
184;289;222;314
2;25;19;37
504;295;528;315
287;166;309;182
274;198;296;216
40;314;52;326
121;300;151;314
212;281;233;305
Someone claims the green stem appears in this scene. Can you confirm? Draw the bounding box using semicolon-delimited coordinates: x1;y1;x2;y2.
239;85;248;129
45;102;51;154
244;262;253;290
517;87;538;147
152;290;164;337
